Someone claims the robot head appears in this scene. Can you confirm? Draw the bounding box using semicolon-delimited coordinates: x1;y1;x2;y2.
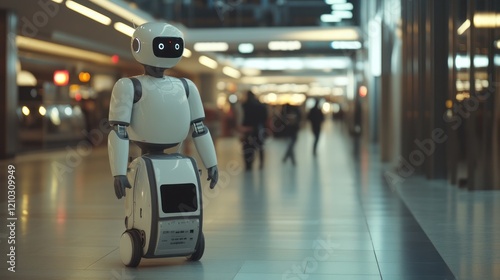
131;22;184;68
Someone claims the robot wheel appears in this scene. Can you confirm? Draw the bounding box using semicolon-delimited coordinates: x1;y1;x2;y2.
120;229;143;267
187;232;205;261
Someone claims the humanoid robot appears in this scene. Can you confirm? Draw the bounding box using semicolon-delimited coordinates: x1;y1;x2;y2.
107;22;218;267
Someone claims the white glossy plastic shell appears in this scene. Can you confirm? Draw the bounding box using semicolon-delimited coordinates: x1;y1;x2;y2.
108;129;129;176
125;157;152;254
131;22;184;68
193;130;217;169
127;76;190;144
185;79;205;122
125;155;201;257
109;78;134;125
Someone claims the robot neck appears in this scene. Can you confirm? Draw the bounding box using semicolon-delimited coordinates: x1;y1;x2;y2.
143;65;166;78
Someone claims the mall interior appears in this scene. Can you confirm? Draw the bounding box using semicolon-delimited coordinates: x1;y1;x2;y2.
1;0;500;279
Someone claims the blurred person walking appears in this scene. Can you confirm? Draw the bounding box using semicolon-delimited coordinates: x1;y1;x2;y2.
307;99;325;156
282;103;302;165
238;90;268;170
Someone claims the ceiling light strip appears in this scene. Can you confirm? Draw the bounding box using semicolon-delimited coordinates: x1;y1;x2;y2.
331;3;353;10
331;10;353;19
325;0;347;4
199;56;218;69
114;22;135;37
65;0;112;25
473;12;500;28
331;41;362;49
194;42;229;52
17;36;114;65
89;0;148;25
457;20;470;35
223;66;241;79
321;14;342;23
268;41;301;51
235;57;351;70
183;48;192;58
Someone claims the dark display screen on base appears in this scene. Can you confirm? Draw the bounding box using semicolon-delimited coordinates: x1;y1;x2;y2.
160;183;197;213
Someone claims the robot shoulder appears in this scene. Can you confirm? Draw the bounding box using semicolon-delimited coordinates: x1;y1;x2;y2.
109;78;135;125
181;78;200;98
112;78;134;97
112;77;142;103
182;79;204;122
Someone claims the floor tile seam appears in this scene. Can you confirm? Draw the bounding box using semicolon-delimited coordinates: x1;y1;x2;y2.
83;247;119;270
233;272;383;278
376;168;459;280
342;139;459;280
336;134;385;280
356;204;384;280
233;261;246;280
348;167;384;279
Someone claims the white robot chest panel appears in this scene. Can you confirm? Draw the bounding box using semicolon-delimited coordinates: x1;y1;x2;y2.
128;77;191;144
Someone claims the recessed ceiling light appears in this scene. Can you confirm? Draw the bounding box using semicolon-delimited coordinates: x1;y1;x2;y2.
268;41;301;51
194;42;229;52
331;41;362;49
238;43;254;54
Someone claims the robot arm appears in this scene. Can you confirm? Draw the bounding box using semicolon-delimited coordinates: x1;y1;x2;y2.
186;79;218;189
108;78;134;198
192;120;218;189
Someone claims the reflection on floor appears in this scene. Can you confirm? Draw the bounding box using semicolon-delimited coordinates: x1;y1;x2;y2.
0;120;496;279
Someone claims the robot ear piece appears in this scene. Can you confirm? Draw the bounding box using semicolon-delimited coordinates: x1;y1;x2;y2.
132;38;141;53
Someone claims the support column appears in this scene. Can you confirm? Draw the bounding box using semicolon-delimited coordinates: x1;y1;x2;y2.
380;18;394;161
465;0;477;189
0;10;18;159
428;0;448;179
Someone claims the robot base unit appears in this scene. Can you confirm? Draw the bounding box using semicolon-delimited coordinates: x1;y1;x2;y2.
120;154;204;267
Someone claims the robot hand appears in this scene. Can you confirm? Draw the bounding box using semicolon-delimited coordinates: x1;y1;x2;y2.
207;165;219;189
114;175;132;199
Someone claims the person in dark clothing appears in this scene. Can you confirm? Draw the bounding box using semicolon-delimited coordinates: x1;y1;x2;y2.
282;103;301;165
239;90;268;170
307;99;325;156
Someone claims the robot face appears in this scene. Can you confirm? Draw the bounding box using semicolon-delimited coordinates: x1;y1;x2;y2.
152;37;184;58
131;22;184;68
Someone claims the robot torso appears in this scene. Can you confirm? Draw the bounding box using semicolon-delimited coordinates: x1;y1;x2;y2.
127;76;191;145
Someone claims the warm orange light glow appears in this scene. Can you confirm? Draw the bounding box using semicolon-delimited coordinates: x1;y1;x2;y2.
227;82;237;93
359;85;368;97
78;72;91;83
54;70;69;86
445;100;453;109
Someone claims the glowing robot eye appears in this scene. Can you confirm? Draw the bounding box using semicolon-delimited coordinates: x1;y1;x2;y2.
174;43;180;50
132;38;141;53
158;43;165;50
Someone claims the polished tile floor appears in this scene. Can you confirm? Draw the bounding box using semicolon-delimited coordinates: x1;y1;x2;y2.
0;121;496;279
